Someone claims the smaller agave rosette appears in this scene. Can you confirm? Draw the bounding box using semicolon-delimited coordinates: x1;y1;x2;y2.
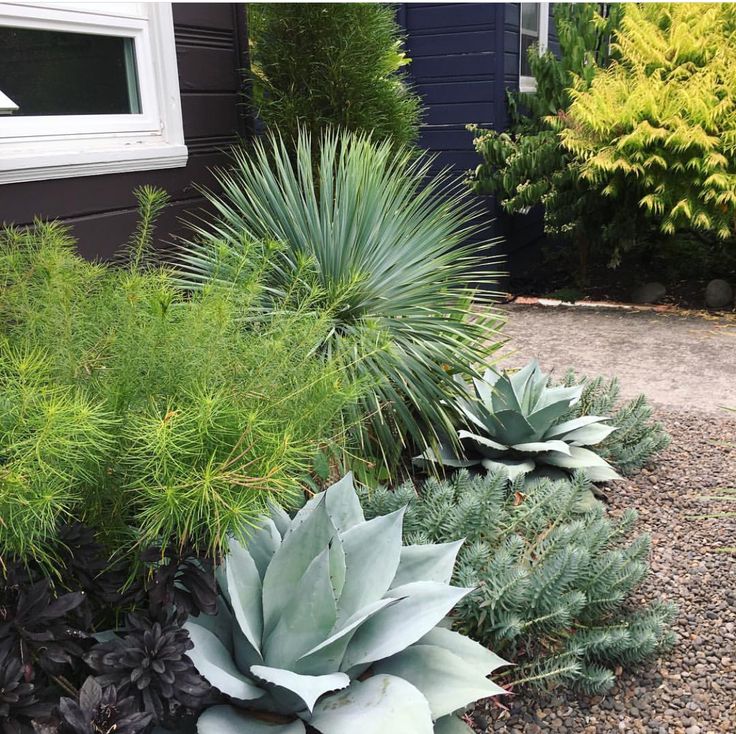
417;360;621;482
185;474;508;733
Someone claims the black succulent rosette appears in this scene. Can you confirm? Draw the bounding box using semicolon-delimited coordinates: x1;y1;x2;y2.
141;542;218;618
0;638;52;734
84;607;211;726
58;676;152;734
0;577;86;677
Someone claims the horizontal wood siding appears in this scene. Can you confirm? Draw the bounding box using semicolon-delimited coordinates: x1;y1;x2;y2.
400;2;559;281
0;3;249;259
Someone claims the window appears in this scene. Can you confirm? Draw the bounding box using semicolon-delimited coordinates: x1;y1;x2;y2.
0;2;187;184
519;2;549;93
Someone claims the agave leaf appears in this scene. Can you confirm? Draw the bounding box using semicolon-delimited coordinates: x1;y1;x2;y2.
233;620;264;672
507;360;539;409
487;410;536;445
525;400;577;435
417;626;509;677
190;600;234;654
457;430;507;453
295;597;399;675
511;440;572;455
197;705;306;734
532;384;583;411
247;518;283;580
561;422;618;446
543;446;621;481
471;375;495;409
391;540;465;588
335;509;404;625
184;621;265;701
264;546;338;669
480;457;535;480
341;581;472;670
324;472;365;533
250;665;350;713
225;539;263;655
373;644;505;719
546;415;614;438
307;674;433;734
433;714;475;734
267;500;292;538
262;496;338;637
488;374;523;414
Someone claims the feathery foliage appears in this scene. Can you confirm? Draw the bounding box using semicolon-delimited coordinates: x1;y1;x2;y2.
174;130;504;476
248;3;422;152
361;470;676;693
561;4;736;245
0;215;356;563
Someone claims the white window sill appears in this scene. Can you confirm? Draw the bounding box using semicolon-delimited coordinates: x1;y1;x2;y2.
0;137;188;184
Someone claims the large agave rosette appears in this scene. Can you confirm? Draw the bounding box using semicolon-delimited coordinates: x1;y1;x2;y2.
185;474;507;733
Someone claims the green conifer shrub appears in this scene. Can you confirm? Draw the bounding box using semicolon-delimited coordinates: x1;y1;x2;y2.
0;218;356;565
248;3;422;151
361;470;676;693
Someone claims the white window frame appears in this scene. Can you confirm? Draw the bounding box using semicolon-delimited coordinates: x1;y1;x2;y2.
0;2;187;184
519;2;549;94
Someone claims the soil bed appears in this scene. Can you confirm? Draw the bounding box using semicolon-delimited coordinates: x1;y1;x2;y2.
473;408;736;734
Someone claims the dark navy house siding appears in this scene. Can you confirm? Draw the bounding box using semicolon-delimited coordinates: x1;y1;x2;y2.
398;3;558;277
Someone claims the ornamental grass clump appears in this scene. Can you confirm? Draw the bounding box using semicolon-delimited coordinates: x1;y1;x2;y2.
184;474;508;733
0;214;356;565
175;129;504;475
362;470;676;694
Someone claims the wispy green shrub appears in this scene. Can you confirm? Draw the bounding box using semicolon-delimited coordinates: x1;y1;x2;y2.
0;219;356;564
361;470;676;693
175;130;504;476
248;3;422;151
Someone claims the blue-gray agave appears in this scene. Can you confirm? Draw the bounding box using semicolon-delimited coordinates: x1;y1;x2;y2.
417;360;620;482
184;474;507;733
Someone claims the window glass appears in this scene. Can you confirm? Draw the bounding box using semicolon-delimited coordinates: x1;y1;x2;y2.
0;26;140;116
520;3;541;78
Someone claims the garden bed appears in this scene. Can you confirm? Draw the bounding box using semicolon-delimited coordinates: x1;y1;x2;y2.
476;408;736;733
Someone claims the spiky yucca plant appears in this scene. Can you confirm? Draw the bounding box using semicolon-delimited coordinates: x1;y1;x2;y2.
175;130;504;474
416;361;620;482
361;470;676;693
184;474;508;733
561;3;736;241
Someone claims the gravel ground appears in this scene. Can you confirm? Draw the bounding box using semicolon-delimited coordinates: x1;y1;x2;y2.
470;408;736;734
